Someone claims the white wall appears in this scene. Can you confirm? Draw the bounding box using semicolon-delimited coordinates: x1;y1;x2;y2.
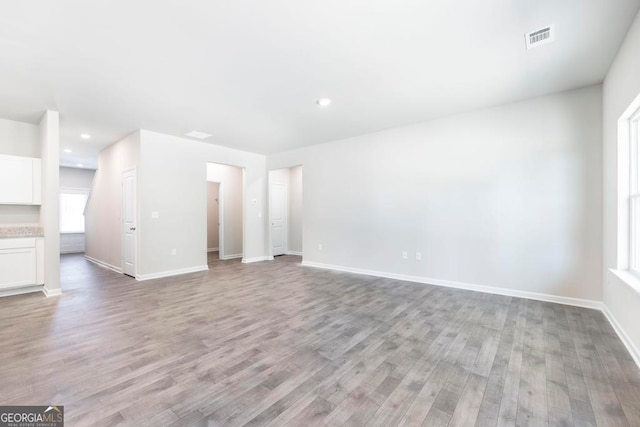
60;166;96;254
207;182;220;251
207;163;243;258
602;9;640;362
0;118;40;224
138;130;266;277
39;110;60;294
268;85;602;302
85;131;140;270
60;166;95;189
289;166;303;254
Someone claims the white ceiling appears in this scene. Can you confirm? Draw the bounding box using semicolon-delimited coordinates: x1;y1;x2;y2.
1;0;639;169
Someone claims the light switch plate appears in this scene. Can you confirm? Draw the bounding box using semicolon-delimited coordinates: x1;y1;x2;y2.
151;211;160;219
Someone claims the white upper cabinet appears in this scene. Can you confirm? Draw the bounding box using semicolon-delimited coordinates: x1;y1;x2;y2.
0;154;41;205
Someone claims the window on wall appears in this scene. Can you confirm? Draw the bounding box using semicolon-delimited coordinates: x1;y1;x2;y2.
60;189;89;233
630;114;640;273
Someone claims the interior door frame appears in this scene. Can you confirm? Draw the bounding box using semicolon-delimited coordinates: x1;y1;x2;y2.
269;179;288;257
121;168;137;277
209;180;224;260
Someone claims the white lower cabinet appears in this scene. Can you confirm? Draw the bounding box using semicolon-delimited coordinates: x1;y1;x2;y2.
0;238;42;290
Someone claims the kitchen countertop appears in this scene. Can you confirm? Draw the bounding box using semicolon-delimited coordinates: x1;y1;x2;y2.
0;226;44;238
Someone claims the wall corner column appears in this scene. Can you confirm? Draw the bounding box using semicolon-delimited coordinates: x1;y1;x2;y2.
39;110;61;295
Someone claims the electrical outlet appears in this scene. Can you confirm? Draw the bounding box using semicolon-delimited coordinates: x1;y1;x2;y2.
318;243;323;251
171;248;177;256
416;252;422;261
402;251;408;259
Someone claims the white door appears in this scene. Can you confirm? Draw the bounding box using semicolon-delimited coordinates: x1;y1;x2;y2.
122;169;136;277
270;183;287;256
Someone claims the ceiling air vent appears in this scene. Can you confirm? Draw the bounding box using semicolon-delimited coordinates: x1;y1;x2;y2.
525;25;555;50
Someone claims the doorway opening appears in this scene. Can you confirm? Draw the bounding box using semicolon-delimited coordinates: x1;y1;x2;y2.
268;166;303;259
206;162;244;263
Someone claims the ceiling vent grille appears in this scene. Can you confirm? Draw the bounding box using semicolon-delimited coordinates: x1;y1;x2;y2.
525;25;555;49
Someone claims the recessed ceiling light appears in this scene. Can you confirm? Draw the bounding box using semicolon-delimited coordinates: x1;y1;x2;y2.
80;134;91;139
316;98;332;107
63;149;72;153
185;131;212;139
76;163;84;167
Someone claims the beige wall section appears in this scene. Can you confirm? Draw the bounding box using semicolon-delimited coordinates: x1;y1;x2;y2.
39;111;60;294
0;118;41;225
0;206;40;224
0;117;40;158
60;166;95;189
206;163;243;258
289;166;303;254
207;182;220;251
138;130;265;277
84;131;140;271
268;85;603;302
602;10;640;363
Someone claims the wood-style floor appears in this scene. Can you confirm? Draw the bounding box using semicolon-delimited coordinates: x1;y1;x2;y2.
0;254;639;426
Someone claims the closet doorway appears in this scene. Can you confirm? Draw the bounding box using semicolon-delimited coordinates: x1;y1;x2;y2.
206;162;244;261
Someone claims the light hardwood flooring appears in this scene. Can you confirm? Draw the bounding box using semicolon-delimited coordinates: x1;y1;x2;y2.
0;253;639;426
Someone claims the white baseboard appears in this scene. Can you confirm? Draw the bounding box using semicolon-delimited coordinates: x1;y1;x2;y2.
300;260;640;369
61;250;85;255
207;248;219;253
601;304;640;369
287;251;303;256
300;261;602;310
242;256;273;264
84;255;122;274
136;265;209;281
0;285;43;298
42;286;62;297
220;253;242;260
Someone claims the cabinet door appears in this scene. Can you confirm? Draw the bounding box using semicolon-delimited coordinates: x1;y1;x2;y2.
0;155;33;204
0;247;37;289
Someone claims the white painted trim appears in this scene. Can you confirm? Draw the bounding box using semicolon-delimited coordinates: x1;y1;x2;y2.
220;253;243;260
136;265;209;281
0;285;42;298
242;256;273;264
207;247;219;253
300;261;602;310
609;268;640;296
61;249;85;255
601;304;640;369
300;261;640;368
287;250;303;256
42;286;62;297
84;255;123;274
